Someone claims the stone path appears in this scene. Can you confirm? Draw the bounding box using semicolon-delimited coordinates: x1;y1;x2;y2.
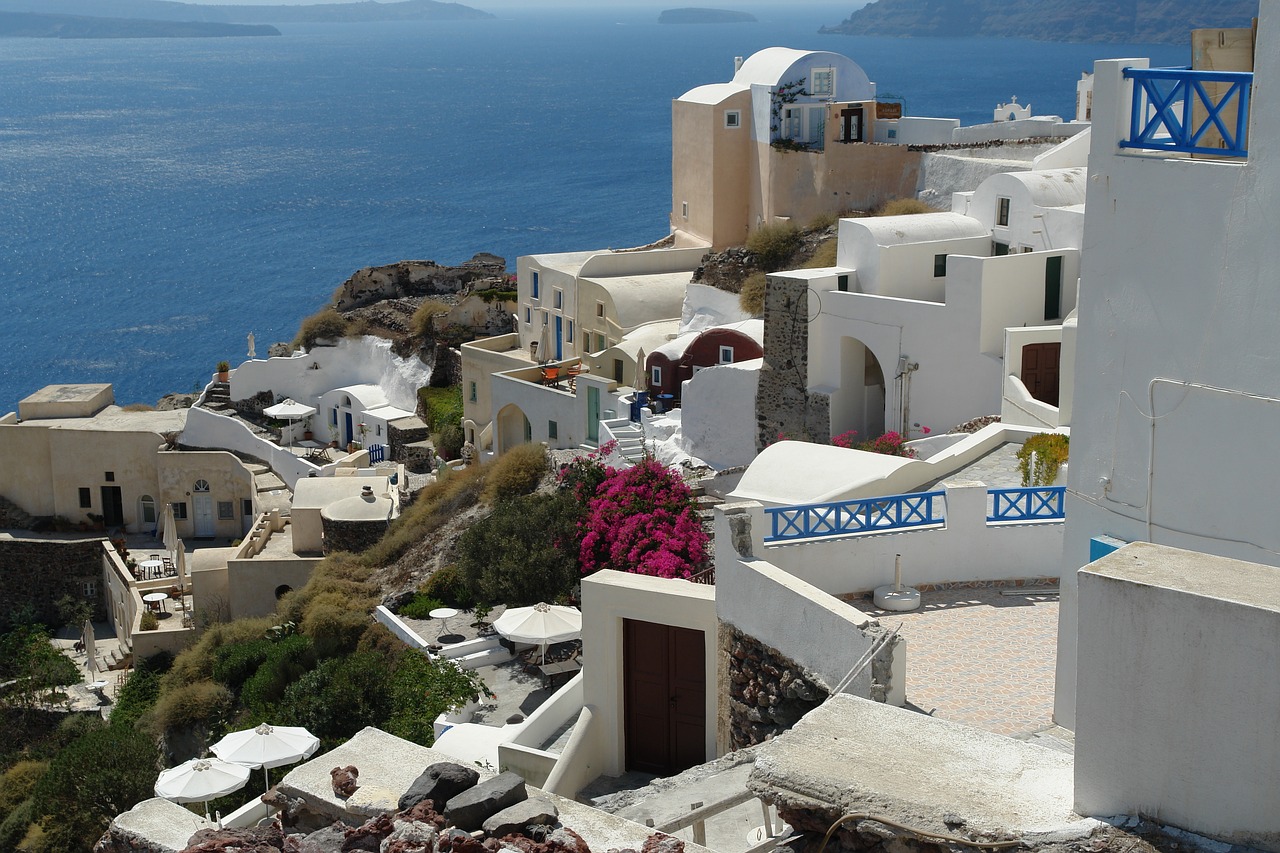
857;584;1059;737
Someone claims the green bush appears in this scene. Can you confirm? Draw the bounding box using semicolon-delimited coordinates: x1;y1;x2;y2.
1016;433;1070;486
240;635;316;715
410;299;452;339
211;639;274;695
876;198;938;216
161;617;277;691
419;386;463;432
0;797;35;853
420;564;475;610
738;271;767;316
476;288;517;303
481;443;548;504
293;308;350;351
151;679;235;735
139;610;159;631
746;221;801;271
386;652;488;746
279;652;392;743
436;423;465;461
397;593;446;621
457;491;581;606
110;653;170;730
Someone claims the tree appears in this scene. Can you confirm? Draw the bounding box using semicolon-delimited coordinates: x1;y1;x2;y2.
386;651;489;747
578;459;709;579
0;627;80;712
30;725;160;852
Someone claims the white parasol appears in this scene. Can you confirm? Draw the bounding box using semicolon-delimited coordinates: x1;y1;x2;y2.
263;399;317;449
210;723;320;792
160;501;186;590
492;602;581;662
83;619;97;680
155;757;251;819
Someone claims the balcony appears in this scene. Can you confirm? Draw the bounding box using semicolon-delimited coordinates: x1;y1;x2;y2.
1121;66;1252;158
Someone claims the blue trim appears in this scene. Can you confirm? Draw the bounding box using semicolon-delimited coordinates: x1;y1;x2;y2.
987;487;1066;522
1121;67;1251;158
1089;535;1126;563
764;491;945;543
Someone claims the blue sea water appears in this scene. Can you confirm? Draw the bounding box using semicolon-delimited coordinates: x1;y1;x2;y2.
0;5;1187;407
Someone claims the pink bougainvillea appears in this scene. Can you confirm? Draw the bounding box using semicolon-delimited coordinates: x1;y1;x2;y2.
576;459;709;580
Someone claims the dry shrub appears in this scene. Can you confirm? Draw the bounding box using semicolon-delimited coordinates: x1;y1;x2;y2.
876;198;939;216
746;221;801;271
150;679;234;733
803;236;838;269
739;271;767;316
361;463;486;567
121;403;155;412
300;592;374;657
806;211;839;230
481;443;548;504
411;299;452;339
292;308;350;351
0;760;47;818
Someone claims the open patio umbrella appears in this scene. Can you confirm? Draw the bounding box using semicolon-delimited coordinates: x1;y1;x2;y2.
493;602;581;662
155;757;250;820
210;723;319;792
263;399;317;449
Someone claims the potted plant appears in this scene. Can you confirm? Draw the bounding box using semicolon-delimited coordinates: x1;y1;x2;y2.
303;416;314;442
328;422;339;448
215;360;231;382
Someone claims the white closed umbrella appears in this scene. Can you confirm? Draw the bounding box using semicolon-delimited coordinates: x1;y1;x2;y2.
211;723;320;792
155;757;250;819
263;399;317;449
493;602;581;662
82;619;97;680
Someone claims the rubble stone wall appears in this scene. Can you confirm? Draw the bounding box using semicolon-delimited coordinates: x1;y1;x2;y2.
755;277;830;450
722;623;829;749
0;538;107;625
321;517;388;555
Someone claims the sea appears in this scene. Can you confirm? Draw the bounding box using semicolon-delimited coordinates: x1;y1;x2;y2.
0;4;1188;408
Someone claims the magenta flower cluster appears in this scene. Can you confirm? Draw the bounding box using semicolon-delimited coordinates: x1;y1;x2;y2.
577;459;709;580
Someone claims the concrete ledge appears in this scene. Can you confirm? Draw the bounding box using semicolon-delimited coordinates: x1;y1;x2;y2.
104;797;216;852
749;695;1095;842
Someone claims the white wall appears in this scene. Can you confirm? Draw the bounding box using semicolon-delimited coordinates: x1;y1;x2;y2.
1056;44;1280;727
580;571;718;777
875;117;959;145
732;481;1063;596
1074;543;1280;851
678;359;761;469
182;407;323;491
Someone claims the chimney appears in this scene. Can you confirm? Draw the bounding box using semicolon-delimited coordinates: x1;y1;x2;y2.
734;56;744;73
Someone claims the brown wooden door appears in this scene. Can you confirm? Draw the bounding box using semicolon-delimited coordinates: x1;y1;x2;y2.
1021;342;1061;406
623;619;706;775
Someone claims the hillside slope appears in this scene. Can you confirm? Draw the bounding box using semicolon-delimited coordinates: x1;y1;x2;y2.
820;0;1257;44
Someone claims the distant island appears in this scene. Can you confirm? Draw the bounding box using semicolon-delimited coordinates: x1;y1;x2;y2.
659;8;757;24
0;0;493;25
0;11;279;37
819;0;1258;44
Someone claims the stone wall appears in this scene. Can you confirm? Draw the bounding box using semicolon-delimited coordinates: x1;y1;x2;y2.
755;277;830;449
321;517;389;555
0;537;107;626
333;255;507;312
722;624;829;749
388;419;430;465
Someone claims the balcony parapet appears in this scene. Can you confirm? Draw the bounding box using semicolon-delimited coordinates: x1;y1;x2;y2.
1121;66;1252;158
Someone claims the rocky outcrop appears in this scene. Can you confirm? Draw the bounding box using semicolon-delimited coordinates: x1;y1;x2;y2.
333;255;507;313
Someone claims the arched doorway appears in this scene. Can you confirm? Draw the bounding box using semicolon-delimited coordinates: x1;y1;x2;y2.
495;404;531;455
831;336;886;441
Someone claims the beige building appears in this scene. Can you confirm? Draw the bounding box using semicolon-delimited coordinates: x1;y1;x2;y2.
671;47;922;249
0;384;257;540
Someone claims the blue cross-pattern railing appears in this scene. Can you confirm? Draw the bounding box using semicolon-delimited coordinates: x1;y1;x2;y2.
1121;67;1252;158
367;443;386;463
987;487;1065;523
764;490;945;543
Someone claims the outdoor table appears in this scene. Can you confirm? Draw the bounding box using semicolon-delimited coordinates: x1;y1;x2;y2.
138;559;164;580
429;607;460;639
143;591;169;613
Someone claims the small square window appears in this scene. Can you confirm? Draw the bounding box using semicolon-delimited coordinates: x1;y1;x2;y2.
554;289;562;309
934;254;947;277
596;302;605;318
79;488;92;508
242;499;254;516
531;270;540;299
996;196;1011;227
548;420;558;440
724;110;741;128
172;502;188;520
217;501;234;520
887;128;897;139
837;274;849;292
469;381;477;403
993;241;1010;256
719;345;734;364
82;581;96;598
104;472;115;482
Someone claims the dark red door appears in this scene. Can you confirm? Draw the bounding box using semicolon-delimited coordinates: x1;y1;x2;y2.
1021;342;1061;406
624;619;706;775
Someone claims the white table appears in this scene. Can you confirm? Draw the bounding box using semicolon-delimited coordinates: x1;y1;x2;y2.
138;559;163;580
429;607;460;639
143;591;169;613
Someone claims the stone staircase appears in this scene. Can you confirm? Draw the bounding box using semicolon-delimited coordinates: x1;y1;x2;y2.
203;380;233;412
690;483;722;542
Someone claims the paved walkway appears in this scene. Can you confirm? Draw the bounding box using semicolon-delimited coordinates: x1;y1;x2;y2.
856;584;1059;737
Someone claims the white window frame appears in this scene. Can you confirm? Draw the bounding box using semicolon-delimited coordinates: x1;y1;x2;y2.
719;345;734;364
811;67;834;97
724;110;741;129
553;288;562;309
596;301;605;318
996;196;1011;227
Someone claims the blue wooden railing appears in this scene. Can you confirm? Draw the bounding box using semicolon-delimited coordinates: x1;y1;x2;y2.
368;443;386;463
762;486;1066;543
987;487;1065;523
1121;67;1252;158
765;491;945;543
